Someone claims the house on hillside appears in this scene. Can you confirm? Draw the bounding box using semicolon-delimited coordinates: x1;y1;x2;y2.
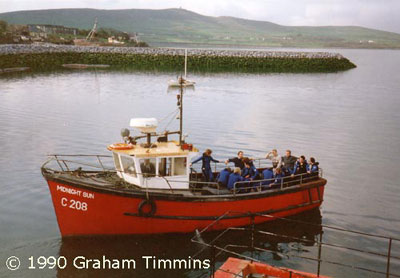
129;32;139;43
28;24;78;38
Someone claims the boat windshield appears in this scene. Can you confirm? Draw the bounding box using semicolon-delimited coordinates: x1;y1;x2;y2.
120;155;137;177
139;158;156;177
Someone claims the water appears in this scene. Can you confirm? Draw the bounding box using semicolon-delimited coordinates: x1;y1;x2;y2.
0;48;399;277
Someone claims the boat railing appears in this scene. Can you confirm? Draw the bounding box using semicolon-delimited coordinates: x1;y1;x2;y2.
232;170;322;196
42;155;323;196
191;211;400;278
41;154;115;173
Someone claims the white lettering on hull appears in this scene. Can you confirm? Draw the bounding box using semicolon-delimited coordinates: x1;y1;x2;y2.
56;185;95;199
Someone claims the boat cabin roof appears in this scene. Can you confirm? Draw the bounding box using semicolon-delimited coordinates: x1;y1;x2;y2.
108;140;199;158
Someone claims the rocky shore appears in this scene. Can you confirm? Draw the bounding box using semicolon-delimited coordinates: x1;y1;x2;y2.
0;44;345;59
0;44;355;73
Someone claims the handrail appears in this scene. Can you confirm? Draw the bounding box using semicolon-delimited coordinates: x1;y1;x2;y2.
191;212;400;278
232;171;321;194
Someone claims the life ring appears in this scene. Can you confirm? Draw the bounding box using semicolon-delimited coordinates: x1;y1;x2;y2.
138;199;157;217
107;143;134;151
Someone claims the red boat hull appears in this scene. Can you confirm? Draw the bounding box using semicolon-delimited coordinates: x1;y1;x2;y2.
45;178;326;236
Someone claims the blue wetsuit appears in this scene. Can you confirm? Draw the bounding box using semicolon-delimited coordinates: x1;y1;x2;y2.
217;168;231;187
307;163;319;173
241;165;259;180
192;154;219;182
261;168;274;187
227;173;244;190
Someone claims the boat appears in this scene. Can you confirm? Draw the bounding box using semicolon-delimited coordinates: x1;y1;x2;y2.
62;64;110;69
168;49;196;87
41;80;327;237
214;257;330;278
0;67;30;74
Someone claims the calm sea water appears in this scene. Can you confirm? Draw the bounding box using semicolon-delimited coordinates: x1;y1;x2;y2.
0;48;399;277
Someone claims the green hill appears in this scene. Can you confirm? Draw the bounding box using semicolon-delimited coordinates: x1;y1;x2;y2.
1;8;400;48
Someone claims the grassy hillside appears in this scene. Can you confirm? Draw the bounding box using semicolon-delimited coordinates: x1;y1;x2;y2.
1;8;400;48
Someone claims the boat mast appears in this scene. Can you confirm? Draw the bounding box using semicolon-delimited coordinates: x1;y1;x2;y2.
179;77;184;145
184;49;187;79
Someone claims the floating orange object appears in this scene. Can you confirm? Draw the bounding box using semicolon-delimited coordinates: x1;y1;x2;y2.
107;143;134;150
215;257;330;278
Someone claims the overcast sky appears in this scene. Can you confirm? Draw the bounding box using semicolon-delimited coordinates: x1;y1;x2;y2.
2;0;400;33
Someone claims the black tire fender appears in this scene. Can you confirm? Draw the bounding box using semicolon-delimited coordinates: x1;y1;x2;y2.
138;199;157;217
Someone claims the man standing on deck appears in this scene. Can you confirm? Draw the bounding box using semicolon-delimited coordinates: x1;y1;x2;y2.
266;149;282;168
225;151;245;169
281;150;297;174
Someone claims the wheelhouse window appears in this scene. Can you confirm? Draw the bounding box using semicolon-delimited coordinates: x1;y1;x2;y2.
140;158;156;178
159;157;172;176
173;157;187;175
120;155;137;177
157;157;187;176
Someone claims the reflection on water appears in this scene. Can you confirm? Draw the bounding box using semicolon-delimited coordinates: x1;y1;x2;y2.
56;209;322;278
0;49;400;277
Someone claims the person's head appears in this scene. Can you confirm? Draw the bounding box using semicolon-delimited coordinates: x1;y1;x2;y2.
234;167;241;174
237;151;244;159
243;158;251;167
309;157;315;164
275;168;282;174
300;155;306;163
204;149;212;156
272;149;278;156
286;150;291;157
226;167;232;172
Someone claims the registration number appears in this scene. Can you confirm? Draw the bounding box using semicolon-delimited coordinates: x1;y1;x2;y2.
61;197;88;211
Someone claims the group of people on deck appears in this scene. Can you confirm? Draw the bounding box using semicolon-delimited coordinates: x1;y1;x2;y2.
190;149;319;192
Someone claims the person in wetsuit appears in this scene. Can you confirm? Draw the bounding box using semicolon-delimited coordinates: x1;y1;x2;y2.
227;167;244;191
307;157;319;173
217;167;232;188
241;158;259;181
191;149;219;182
292;155;308;176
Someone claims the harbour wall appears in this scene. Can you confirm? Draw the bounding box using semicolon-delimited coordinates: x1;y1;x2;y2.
0;44;356;73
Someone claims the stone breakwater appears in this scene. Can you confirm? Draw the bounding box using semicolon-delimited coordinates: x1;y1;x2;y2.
0;44;355;73
0;44;344;59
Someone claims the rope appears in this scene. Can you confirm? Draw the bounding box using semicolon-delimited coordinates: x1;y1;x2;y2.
158;108;180;124
160;109;180;132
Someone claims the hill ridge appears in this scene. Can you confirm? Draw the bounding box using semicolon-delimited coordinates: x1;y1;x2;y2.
1;8;399;48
